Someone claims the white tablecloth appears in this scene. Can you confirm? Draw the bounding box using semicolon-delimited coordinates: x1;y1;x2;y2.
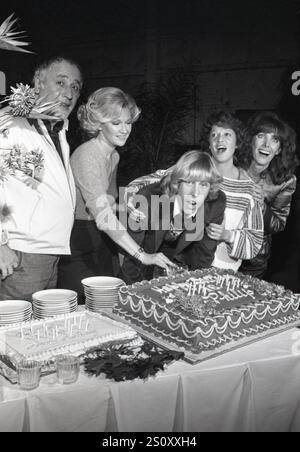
1;327;300;432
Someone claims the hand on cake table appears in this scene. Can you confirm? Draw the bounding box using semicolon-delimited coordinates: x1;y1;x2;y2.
141;252;178;271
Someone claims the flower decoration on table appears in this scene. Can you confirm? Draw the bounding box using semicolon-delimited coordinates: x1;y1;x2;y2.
0;13;33;53
0;83;60;133
83;338;184;382
0;144;44;187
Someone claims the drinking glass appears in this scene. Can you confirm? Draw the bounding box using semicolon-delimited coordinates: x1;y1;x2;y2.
17;359;41;390
56;354;80;384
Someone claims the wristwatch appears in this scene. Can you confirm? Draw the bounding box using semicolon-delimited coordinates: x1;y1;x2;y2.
0;230;8;246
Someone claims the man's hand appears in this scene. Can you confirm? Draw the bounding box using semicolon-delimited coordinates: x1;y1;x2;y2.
0;245;19;280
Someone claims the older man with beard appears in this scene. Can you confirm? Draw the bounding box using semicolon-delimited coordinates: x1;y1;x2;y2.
0;56;82;300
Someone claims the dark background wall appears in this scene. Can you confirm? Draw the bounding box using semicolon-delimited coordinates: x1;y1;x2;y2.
1;0;300;289
1;1;300;116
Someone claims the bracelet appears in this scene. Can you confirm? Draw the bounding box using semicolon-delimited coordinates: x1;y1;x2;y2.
0;230;8;246
133;246;145;261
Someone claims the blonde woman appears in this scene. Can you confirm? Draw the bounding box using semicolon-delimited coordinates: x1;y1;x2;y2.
58;87;175;301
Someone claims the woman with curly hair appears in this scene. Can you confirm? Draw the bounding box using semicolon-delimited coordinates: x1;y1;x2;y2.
199;110;264;271
125;111;264;272
122;151;226;283
239;111;298;278
58;87;176;301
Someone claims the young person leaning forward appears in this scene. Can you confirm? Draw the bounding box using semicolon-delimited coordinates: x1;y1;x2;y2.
122;151;226;283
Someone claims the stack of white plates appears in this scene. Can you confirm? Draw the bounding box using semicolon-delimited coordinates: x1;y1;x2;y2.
0;300;32;326
32;289;78;319
82;276;125;312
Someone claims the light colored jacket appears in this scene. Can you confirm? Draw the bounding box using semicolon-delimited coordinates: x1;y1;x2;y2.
0;118;76;255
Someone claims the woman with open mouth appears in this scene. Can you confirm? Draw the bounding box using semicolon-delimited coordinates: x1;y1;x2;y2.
239;111;298;279
197;110;264;271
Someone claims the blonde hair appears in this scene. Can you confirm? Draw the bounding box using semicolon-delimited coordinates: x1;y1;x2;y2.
77;87;141;137
160;150;222;199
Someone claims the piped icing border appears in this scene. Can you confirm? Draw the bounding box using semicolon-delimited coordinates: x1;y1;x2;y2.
116;268;300;351
0;311;138;366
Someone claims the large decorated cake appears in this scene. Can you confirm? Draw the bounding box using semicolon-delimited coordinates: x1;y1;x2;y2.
114;268;300;355
0;311;139;382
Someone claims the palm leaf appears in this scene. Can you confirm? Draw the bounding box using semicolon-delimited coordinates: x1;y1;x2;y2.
0;14;33;53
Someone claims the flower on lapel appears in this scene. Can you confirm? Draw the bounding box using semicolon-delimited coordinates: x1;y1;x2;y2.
0;83;60;133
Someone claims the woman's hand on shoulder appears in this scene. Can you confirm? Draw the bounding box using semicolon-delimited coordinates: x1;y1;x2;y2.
206;220;232;242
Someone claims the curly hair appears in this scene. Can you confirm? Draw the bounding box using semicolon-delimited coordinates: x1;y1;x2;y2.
77;87;141;137
199;110;249;168
160;150;223;201
245;111;298;185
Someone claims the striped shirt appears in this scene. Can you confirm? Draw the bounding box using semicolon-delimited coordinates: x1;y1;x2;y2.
213;173;264;271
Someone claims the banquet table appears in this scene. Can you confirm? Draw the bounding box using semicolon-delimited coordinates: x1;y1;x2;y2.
1;327;300;432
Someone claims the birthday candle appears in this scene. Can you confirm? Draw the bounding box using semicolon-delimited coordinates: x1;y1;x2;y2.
198;282;201;294
85;320;89;332
20;327;24;340
192;280;197;296
187;282;192;296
